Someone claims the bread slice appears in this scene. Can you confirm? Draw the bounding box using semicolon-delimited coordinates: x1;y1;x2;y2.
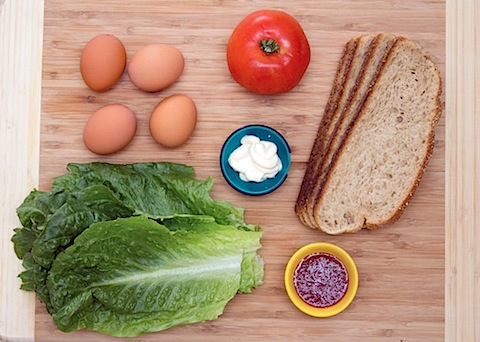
295;37;358;227
301;34;376;227
306;33;398;225
311;37;442;234
297;35;381;227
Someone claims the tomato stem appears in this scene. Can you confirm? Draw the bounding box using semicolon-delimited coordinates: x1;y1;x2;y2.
260;39;280;55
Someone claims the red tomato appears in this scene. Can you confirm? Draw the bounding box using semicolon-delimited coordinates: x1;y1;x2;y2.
227;10;311;94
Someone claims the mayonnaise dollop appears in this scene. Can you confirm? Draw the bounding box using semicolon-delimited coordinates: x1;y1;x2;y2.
228;135;282;182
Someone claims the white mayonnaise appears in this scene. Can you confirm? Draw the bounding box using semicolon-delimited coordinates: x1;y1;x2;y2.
228;135;282;182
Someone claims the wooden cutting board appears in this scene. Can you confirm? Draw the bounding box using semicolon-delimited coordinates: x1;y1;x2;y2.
34;0;445;340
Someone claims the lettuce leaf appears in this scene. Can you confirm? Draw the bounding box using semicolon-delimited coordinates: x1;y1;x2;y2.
11;162;263;336
162;215;264;292
12;188;69;260
53;162;250;229
47;215;263;337
14;185;135;311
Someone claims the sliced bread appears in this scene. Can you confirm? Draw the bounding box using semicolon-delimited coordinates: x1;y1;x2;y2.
295;36;358;227
312;37;442;234
301;34;377;227
297;34;379;227
306;33;399;225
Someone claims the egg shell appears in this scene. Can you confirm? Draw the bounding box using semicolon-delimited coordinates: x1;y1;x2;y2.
83;104;137;155
128;44;185;92
149;94;197;148
80;34;127;92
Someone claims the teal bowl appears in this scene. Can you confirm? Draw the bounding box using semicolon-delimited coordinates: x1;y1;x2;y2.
220;125;291;196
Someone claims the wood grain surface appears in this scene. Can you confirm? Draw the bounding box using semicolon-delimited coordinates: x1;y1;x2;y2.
0;1;43;341
35;1;446;341
2;0;477;341
445;1;480;340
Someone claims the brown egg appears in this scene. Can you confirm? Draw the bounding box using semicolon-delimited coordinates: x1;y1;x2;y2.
128;44;184;92
83;104;137;155
80;34;127;92
149;94;197;148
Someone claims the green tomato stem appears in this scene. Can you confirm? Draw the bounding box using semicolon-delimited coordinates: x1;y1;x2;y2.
260;39;280;55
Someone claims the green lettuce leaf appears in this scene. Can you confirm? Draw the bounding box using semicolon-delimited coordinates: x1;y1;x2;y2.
162;215;264;292
11;162;263;335
14;185;135;311
12;188;69;259
12;227;38;260
32;185;135;269
47;215;263;337
52;162;250;229
16;188;68;229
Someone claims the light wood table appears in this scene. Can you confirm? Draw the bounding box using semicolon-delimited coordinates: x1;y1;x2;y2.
0;0;477;341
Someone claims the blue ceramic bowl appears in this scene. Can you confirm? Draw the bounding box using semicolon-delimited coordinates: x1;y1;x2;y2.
220;125;291;196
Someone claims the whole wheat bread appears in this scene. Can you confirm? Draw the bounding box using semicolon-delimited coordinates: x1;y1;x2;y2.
297;35;380;227
295;35;442;234
312;37;442;234
301;34;376;226
306;33;398;225
295;37;358;227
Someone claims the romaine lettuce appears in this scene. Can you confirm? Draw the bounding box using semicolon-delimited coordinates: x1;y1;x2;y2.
47;215;263;337
11;162;263;336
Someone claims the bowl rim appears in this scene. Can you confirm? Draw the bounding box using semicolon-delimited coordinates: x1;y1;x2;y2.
219;124;291;196
284;242;359;317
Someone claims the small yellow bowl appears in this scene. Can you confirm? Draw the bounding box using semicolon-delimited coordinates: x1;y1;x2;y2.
284;242;358;317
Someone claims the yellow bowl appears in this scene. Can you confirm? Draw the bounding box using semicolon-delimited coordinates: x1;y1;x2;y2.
284;242;358;317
